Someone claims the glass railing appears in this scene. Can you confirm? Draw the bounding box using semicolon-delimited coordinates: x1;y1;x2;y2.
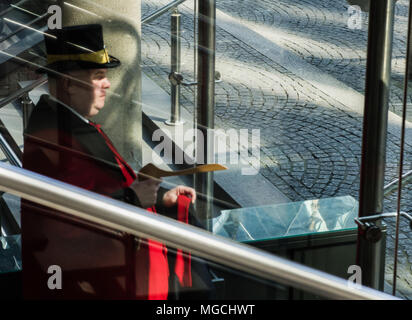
382;0;412;297
0;0;410;299
213;195;358;243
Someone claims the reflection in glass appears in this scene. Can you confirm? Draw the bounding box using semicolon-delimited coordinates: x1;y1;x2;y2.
0;234;21;274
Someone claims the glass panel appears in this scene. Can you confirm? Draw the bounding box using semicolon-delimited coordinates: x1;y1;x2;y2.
159;245;330;300
207;0;371;296
208;258;333;300
212;0;368;203
20;197;133;299
383;0;412;299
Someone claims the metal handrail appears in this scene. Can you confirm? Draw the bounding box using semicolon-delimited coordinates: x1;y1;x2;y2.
0;0;30;19
142;0;188;24
0;76;47;110
0;162;398;300
0;77;46;167
0;133;21;167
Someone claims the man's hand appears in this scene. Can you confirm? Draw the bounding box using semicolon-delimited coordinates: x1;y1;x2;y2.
129;178;161;208
163;185;196;208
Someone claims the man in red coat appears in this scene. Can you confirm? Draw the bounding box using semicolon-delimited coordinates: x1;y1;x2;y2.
22;24;213;299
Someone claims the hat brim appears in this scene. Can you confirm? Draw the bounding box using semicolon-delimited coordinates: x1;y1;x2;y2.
36;55;121;75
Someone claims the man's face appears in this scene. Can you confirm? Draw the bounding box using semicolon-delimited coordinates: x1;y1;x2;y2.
66;68;111;118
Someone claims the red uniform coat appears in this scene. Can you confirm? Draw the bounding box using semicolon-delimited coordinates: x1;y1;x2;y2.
21;95;191;299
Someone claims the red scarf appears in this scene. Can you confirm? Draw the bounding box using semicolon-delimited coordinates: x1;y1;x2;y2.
90;122;192;299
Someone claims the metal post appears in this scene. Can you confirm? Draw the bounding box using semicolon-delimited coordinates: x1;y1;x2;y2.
358;0;395;290
166;8;184;126
195;0;215;230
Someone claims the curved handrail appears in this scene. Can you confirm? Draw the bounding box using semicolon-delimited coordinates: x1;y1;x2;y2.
0;162;398;300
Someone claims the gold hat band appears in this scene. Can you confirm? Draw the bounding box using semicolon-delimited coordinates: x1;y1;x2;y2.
47;48;110;65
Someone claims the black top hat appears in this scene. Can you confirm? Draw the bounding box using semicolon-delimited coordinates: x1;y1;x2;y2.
38;24;120;74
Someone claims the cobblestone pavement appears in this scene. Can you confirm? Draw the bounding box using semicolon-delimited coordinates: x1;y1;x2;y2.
141;0;412;298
